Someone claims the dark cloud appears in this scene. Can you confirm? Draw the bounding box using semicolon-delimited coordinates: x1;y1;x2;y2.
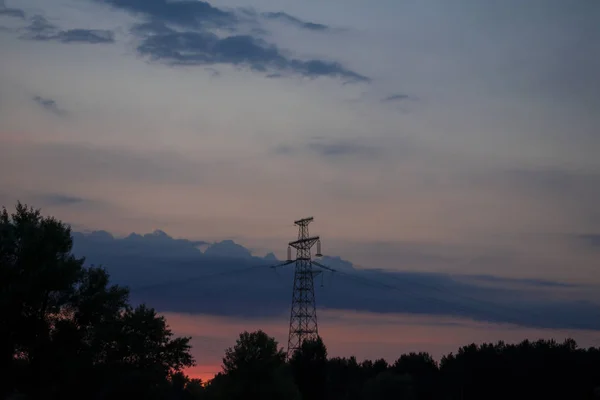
93;0;236;29
54;29;115;44
23;16;115;44
33;95;66;116
92;0;365;81
70;230;600;331
73;229;209;260
262;12;328;31
133;21;367;81
0;1;24;19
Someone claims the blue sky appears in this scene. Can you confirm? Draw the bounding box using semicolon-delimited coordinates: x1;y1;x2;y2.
1;0;600;377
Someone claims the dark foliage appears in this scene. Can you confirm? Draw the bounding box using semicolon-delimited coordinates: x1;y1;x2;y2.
205;330;299;400
290;337;328;400
0;203;195;400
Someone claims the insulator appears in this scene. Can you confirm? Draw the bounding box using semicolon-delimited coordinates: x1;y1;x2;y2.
315;239;322;257
287;245;291;261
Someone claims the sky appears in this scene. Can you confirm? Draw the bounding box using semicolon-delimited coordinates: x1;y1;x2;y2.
1;0;600;381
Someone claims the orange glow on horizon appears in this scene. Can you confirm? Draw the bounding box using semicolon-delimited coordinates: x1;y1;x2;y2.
183;364;221;383
164;309;600;384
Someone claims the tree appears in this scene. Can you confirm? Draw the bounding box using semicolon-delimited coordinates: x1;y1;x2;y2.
392;352;439;400
362;371;415;400
222;330;285;376
326;356;363;400
290;336;328;400
208;330;299;400
0;203;195;399
184;378;205;400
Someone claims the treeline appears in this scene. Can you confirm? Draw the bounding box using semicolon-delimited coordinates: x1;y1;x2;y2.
2;204;600;400
199;332;600;400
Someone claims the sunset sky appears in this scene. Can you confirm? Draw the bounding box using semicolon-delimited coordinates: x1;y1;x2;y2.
1;0;600;382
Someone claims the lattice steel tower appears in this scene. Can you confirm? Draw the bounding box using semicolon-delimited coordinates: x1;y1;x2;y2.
286;217;323;358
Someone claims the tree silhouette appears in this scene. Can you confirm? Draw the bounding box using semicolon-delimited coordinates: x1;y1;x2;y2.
0;203;195;399
362;371;415;400
393;352;439;400
290;336;328;400
207;330;300;400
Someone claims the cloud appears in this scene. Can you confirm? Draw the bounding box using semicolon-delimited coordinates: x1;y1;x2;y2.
92;0;365;81
93;0;236;29
576;234;600;249
382;94;411;102
95;0;328;32
24;15;54;33
37;194;88;206
0;0;24;19
22;15;115;44
69;229;600;331
262;12;328;31
274;138;381;159
73;229;209;260
54;29;115;44
33;95;66;116
308;141;380;158
132;21;367;81
457;274;579;289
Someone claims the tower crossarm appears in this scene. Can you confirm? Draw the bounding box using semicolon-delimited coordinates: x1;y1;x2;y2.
288;236;320;249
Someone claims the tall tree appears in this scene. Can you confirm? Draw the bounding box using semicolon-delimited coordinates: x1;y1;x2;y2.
208;330;299;400
290;336;328;400
0;203;195;399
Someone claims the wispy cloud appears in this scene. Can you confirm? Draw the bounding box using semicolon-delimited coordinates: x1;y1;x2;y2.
0;0;24;19
33;95;66;116
92;0;366;81
382;94;411;102
22;15;114;44
132;20;367;81
308;141;380;158
275;138;381;159
576;234;600;249
37;193;88;206
261;11;328;31
93;0;236;29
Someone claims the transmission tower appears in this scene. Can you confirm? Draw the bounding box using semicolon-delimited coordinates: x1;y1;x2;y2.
283;217;324;358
